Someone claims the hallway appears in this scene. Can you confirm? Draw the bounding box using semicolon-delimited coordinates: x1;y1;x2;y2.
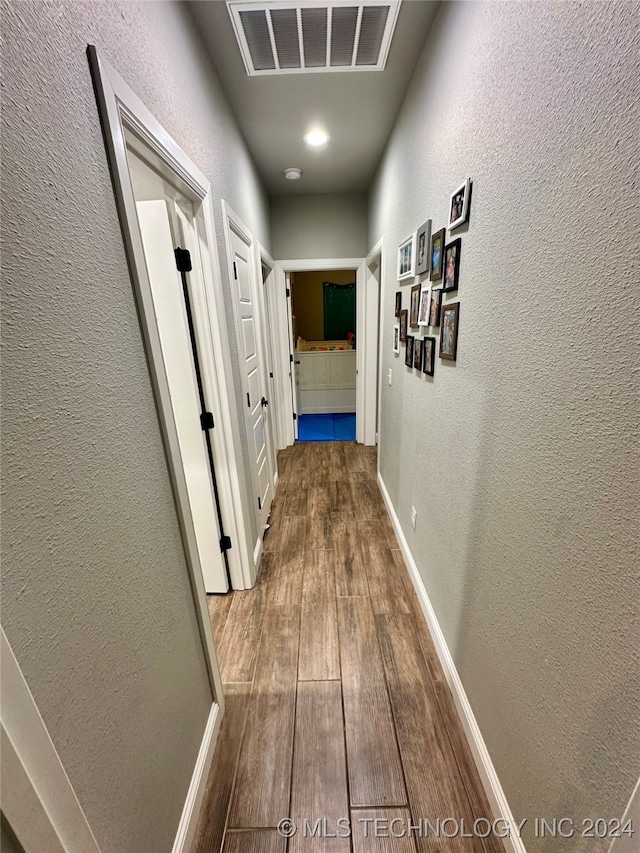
193;442;501;853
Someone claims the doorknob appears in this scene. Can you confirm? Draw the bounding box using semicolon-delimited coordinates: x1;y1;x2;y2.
261;397;269;407
295;360;300;365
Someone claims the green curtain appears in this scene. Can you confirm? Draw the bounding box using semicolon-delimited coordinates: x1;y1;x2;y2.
322;281;356;342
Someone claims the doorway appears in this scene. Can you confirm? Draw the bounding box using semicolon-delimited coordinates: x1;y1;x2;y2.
289;269;357;442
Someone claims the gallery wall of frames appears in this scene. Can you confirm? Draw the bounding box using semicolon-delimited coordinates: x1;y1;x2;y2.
393;178;470;376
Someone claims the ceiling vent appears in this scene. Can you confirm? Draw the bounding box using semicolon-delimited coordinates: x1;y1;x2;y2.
227;0;401;75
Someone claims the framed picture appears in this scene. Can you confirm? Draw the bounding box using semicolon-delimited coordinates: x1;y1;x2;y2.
448;178;471;230
429;287;442;327
430;228;445;281
405;335;414;367
410;283;421;327
399;309;408;342
397;233;416;281
422;336;436;376
418;283;431;327
440;302;460;361
413;338;423;371
443;237;461;292
393;323;400;354
395;291;402;317
415;219;432;275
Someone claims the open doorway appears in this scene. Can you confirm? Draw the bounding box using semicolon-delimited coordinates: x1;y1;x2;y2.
289;269;357;442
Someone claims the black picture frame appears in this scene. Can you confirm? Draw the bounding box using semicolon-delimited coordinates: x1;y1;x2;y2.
422;336;436;375
413;338;423;371
395;291;402;317
399;309;408;342
439;302;460;361
430;228;445;281
405;335;414;367
442;238;461;292
410;283;421;327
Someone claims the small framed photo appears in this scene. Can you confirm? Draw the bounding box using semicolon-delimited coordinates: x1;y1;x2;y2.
443;238;461;292
422;336;436;376
398;233;416;281
415;219;432;275
405;335;414;367
429;287;442;327
448;178;471;230
393;323;400;354
418;283;431;326
430;228;445;281
413;338;423;371
410;283;421;327
440;302;460;361
399;309;408;342
395;291;402;317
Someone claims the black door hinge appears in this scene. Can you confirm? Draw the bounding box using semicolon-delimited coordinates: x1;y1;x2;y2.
175;247;192;272
233;262;237;280
200;411;214;430
293;412;297;421
289;353;294;363
246;392;251;408
220;534;232;552
269;371;274;378
286;287;290;297
258;496;262;510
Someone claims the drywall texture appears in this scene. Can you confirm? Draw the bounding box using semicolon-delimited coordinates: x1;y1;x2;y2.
292;270;356;341
370;3;640;851
1;2;268;851
271;193;367;260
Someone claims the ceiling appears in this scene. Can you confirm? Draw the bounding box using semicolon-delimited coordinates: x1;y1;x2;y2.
188;1;439;196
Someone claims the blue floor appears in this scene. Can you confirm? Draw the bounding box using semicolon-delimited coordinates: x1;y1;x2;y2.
298;413;356;442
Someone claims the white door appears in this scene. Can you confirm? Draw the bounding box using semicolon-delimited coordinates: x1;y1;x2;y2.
136;200;228;593
285;272;299;439
260;263;279;483
230;228;272;530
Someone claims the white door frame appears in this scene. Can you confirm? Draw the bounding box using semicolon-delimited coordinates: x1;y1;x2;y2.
221;202;276;563
88;45;245;692
365;237;385;452
255;244;285;460
275;258;369;444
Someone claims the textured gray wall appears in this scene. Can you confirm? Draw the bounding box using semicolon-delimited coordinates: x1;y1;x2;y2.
271;193;368;259
1;2;269;851
369;3;640;850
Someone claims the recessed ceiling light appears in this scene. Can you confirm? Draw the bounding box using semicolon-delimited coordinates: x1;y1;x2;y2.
303;128;330;148
284;167;302;180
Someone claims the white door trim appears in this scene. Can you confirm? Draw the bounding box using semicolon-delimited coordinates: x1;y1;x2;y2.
255;243;285;461
1;626;103;853
276;257;367;445
366;237;385;451
87;46;232;687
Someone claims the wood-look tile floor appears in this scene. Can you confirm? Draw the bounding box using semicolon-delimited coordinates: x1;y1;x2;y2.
192;442;502;853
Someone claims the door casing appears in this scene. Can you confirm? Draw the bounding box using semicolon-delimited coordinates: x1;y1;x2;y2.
274;258;374;445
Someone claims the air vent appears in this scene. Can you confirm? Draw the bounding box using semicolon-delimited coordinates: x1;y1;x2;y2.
228;1;401;76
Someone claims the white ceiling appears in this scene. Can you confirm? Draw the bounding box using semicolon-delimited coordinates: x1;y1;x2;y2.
188;1;440;196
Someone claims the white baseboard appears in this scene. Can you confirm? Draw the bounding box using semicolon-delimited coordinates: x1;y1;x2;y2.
172;702;221;853
377;473;526;853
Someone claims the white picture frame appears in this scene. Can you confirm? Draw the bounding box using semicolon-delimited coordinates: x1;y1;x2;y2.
418;283;431;327
448;178;471;231
393;323;400;354
397;233;416;281
415;219;432;275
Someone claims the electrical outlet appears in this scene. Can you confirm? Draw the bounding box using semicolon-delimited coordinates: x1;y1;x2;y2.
388;368;393;386
411;506;417;529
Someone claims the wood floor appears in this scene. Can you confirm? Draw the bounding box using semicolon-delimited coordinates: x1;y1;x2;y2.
192;442;502;853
